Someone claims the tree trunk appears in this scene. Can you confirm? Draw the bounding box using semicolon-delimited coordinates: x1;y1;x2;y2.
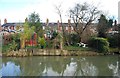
21;39;25;49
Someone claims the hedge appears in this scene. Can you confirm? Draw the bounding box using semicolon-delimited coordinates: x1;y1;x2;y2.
88;37;109;53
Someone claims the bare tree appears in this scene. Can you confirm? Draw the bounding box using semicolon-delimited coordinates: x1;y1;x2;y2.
54;4;66;49
69;2;101;42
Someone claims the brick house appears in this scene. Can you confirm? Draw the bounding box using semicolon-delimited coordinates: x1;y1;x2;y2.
1;19;37;47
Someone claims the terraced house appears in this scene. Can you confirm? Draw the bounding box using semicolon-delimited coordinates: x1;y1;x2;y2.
0;18;100;48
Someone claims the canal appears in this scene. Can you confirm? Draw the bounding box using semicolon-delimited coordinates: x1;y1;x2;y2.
1;55;120;77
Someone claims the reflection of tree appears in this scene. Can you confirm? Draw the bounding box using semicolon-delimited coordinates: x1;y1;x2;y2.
108;56;120;78
20;57;46;76
2;57;46;76
2;56;119;76
47;56;71;76
73;58;98;76
82;56;117;76
108;61;119;76
2;56;71;76
118;56;120;78
72;56;118;76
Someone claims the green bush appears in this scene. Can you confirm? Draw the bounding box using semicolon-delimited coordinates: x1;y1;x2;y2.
38;37;46;49
2;41;17;52
2;34;20;52
88;37;109;53
52;31;58;39
107;36;119;48
66;34;80;46
46;40;53;49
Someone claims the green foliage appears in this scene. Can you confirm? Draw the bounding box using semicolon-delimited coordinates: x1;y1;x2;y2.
88;37;109;53
108;19;113;28
51;31;58;39
97;14;108;38
28;12;40;24
20;22;35;40
2;44;11;52
38;37;46;49
2;34;21;52
28;12;43;37
46;40;54;49
118;25;120;48
109;48;119;53
107;36;119;48
64;46;92;51
26;46;38;49
66;34;80;46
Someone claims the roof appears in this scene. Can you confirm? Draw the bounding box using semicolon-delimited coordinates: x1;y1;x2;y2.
2;22;98;28
2;23;24;27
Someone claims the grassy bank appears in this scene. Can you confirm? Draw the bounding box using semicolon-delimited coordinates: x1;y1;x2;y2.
109;48;119;52
64;46;93;51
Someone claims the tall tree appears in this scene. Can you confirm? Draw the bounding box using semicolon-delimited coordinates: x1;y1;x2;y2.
118;24;120;49
114;20;117;26
97;14;108;38
28;12;43;37
55;4;65;49
108;19;113;28
69;2;101;42
20;22;35;48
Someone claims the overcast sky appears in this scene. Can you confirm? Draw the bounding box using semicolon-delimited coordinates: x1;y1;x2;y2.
0;0;120;24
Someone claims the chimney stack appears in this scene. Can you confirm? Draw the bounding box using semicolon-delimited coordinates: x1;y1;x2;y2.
4;18;7;24
0;19;1;25
57;20;61;32
57;20;60;26
25;18;28;22
46;18;49;26
68;19;71;26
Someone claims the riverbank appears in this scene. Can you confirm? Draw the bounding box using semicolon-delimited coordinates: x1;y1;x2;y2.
2;49;118;57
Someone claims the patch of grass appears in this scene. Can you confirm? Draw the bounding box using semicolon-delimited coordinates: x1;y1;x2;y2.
109;48;119;53
26;46;39;49
64;46;92;51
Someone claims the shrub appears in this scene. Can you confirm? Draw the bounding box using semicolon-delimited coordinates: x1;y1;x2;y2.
66;34;80;46
46;40;54;49
88;37;109;53
107;36;119;48
38;37;46;49
2;34;20;52
51;31;58;39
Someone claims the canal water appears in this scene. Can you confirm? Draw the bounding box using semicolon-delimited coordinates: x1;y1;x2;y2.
1;56;120;77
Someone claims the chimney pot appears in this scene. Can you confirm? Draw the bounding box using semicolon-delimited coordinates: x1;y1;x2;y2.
25;18;28;22
0;19;1;25
4;19;7;24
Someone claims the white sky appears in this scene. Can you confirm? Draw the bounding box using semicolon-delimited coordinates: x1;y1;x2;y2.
0;0;120;24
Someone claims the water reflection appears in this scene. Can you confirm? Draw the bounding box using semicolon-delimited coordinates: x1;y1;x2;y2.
74;58;98;76
0;57;2;77
1;56;119;76
2;62;20;76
